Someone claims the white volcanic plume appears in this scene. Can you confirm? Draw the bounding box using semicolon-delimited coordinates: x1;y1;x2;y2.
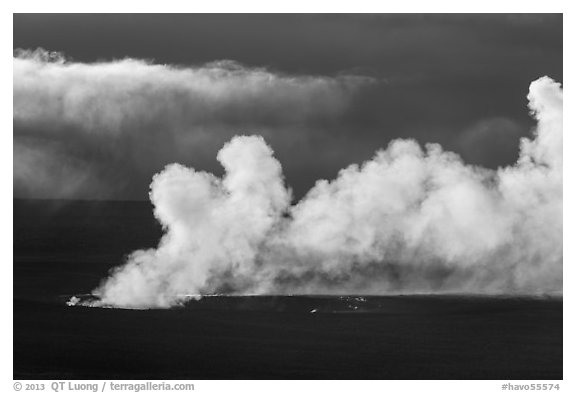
92;77;562;308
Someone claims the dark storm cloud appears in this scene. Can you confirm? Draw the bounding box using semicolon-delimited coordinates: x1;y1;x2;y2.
13;14;562;200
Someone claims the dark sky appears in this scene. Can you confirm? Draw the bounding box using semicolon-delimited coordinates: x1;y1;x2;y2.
13;14;563;201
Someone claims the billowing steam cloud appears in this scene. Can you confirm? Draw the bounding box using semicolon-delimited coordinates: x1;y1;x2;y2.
92;77;562;308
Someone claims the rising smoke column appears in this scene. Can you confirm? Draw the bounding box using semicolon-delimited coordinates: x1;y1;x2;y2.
94;136;291;308
92;77;562;308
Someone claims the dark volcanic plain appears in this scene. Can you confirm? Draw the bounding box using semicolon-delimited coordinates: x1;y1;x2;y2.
13;199;562;379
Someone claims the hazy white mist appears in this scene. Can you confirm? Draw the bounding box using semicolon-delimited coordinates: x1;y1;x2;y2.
14;48;371;199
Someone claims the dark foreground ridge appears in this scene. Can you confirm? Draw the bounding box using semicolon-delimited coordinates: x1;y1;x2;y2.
14;294;562;380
